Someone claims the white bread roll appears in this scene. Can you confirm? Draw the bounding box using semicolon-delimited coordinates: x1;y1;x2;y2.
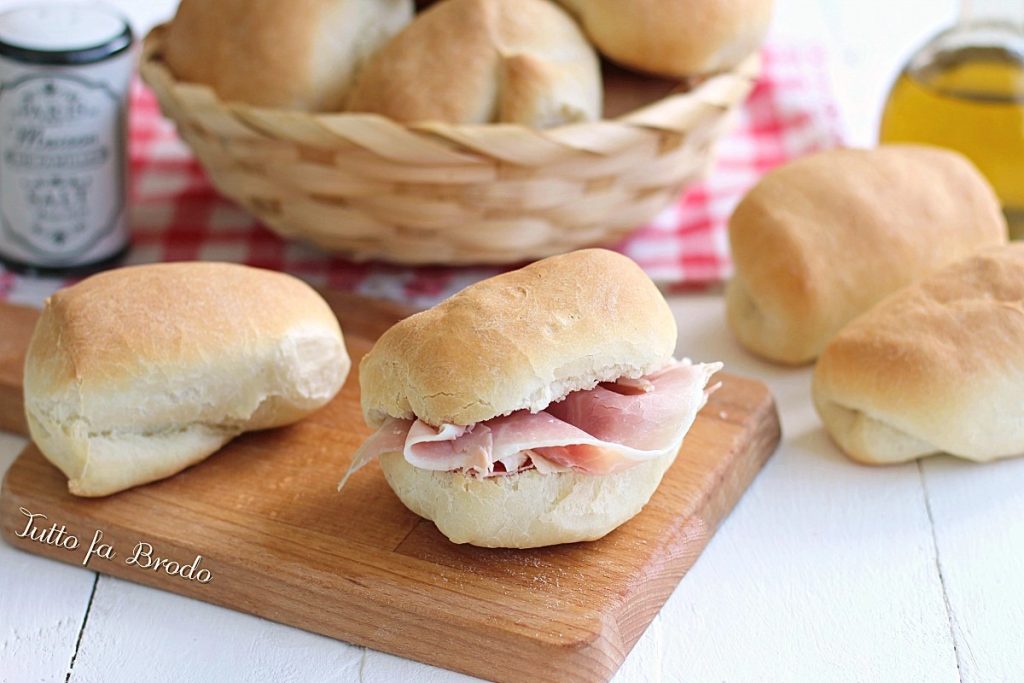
813;244;1024;465
164;0;413;110
347;0;602;127
24;263;349;497
360;249;677;427
354;249;717;548
380;449;678;548
727;145;1007;365
556;0;774;76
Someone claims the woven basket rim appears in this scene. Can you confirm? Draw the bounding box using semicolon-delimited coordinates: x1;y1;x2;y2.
140;23;760;140
136;23;759;264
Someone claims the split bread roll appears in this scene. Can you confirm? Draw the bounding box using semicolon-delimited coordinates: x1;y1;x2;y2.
346;249;721;547
379;450;678;548
359;249;676;426
556;0;774;76
727;145;1007;365
164;0;413;110
24;263;350;497
813;244;1024;465
347;0;602;126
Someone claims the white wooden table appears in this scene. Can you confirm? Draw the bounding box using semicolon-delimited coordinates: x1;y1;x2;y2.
7;1;1023;681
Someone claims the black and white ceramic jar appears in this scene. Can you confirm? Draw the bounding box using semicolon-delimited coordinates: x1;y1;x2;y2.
0;3;133;273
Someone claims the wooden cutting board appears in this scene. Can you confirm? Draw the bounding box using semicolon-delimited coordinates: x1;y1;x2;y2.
0;294;780;683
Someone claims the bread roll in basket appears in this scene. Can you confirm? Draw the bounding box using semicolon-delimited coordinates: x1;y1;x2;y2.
140;23;758;264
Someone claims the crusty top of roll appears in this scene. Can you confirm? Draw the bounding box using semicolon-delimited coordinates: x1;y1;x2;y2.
164;0;413;110
24;262;349;496
347;0;602;126
813;244;1024;464
360;249;676;427
556;0;773;76
26;262;345;438
727;145;1007;365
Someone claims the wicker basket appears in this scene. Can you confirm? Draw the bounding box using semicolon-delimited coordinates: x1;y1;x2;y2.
140;25;758;265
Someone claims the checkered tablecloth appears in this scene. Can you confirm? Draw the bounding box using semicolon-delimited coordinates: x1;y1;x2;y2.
0;43;843;308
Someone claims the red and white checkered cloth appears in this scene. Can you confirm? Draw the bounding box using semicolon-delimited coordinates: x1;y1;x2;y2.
0;43;842;308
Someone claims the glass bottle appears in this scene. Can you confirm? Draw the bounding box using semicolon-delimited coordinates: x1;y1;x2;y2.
879;0;1024;237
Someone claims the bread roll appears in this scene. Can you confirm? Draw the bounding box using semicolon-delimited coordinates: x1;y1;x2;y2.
727;145;1007;365
556;0;773;76
348;249;721;548
347;0;602;127
380;449;678;548
164;0;413;110
813;244;1024;465
360;248;676;427
24;263;349;496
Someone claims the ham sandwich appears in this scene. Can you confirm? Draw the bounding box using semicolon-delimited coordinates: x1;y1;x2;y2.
341;359;721;487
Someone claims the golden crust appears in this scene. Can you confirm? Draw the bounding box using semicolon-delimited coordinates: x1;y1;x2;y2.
557;0;773;76
359;249;676;426
24;263;349;496
727;145;1007;365
347;0;601;126
164;0;413;110
813;244;1024;464
29;263;339;392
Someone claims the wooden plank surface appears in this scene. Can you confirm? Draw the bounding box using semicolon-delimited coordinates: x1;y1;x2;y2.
0;303;35;436
657;296;962;681
70;575;367;683
921;456;1024;681
0;298;778;683
0;431;99;683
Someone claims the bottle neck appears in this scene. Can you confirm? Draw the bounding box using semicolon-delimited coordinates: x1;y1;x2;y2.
960;0;1024;28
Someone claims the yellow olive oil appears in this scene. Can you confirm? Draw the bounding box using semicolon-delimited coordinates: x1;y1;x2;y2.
880;48;1024;237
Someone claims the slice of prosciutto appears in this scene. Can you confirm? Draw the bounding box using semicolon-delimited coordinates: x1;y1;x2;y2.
339;359;721;488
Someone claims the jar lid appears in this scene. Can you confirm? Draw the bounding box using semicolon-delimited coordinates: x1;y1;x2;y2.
0;3;132;65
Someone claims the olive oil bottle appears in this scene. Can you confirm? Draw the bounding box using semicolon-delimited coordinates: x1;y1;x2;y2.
880;0;1024;237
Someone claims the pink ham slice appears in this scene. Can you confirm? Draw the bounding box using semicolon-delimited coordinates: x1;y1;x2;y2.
340;359;720;487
